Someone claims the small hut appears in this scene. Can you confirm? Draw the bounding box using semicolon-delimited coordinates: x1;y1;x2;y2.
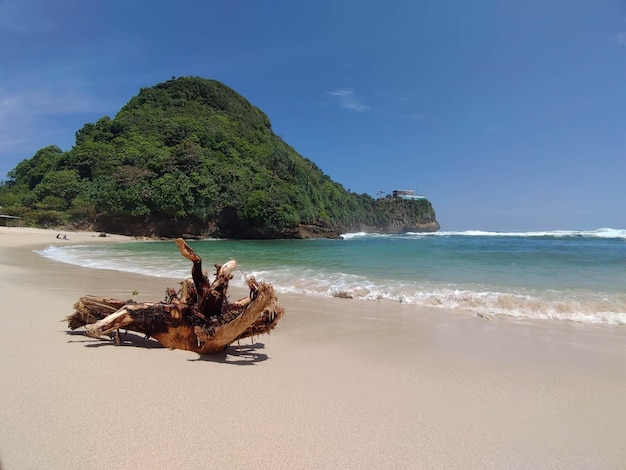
0;215;20;227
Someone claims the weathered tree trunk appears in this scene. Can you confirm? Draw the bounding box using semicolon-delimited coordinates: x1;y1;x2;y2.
66;238;284;354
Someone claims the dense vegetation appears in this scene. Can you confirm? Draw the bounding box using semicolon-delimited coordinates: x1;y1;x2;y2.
0;77;438;238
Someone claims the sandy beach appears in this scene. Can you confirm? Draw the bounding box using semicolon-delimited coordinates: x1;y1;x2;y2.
0;227;625;469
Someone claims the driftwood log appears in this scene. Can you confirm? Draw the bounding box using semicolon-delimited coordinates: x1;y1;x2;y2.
66;238;284;353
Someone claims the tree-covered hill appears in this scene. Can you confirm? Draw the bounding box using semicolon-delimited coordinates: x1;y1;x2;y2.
0;77;439;238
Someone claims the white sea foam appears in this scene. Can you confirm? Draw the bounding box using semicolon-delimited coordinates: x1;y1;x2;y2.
341;227;626;239
408;228;626;239
340;232;386;239
342;228;626;240
36;245;190;279
248;267;626;326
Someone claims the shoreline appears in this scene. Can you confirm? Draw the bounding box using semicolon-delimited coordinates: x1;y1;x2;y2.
30;227;626;327
1;227;625;468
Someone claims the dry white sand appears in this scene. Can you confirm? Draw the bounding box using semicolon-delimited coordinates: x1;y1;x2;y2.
1;227;625;469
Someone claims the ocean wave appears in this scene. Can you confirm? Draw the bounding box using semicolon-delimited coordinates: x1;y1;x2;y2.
426;228;626;239
36;241;626;326
35;244;190;279
340;232;392;239
249;269;626;326
341;228;626;240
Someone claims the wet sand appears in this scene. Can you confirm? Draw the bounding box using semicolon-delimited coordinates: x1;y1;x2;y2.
1;227;625;469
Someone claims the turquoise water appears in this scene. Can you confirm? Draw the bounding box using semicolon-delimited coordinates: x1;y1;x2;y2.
37;228;626;325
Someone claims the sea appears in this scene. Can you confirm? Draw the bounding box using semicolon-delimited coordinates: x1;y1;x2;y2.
36;228;626;326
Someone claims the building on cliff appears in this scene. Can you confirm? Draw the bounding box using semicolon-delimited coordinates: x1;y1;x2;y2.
392;190;426;200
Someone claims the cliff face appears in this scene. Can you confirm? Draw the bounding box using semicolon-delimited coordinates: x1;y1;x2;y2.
348;220;440;235
93;195;440;239
288;218;440;239
350;219;441;237
93;218;439;239
340;197;440;236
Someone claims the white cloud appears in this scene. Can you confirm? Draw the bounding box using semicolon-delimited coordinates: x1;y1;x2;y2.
326;88;369;112
617;32;626;46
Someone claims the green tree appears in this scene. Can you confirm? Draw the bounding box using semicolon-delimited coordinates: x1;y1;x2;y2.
7;145;63;189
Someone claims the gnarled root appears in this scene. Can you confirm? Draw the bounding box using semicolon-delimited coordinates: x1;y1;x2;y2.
65;239;284;354
194;279;284;353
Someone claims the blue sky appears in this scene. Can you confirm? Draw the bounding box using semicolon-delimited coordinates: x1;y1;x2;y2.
1;0;625;230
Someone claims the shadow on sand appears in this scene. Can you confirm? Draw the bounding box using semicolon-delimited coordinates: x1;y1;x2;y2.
64;330;269;365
